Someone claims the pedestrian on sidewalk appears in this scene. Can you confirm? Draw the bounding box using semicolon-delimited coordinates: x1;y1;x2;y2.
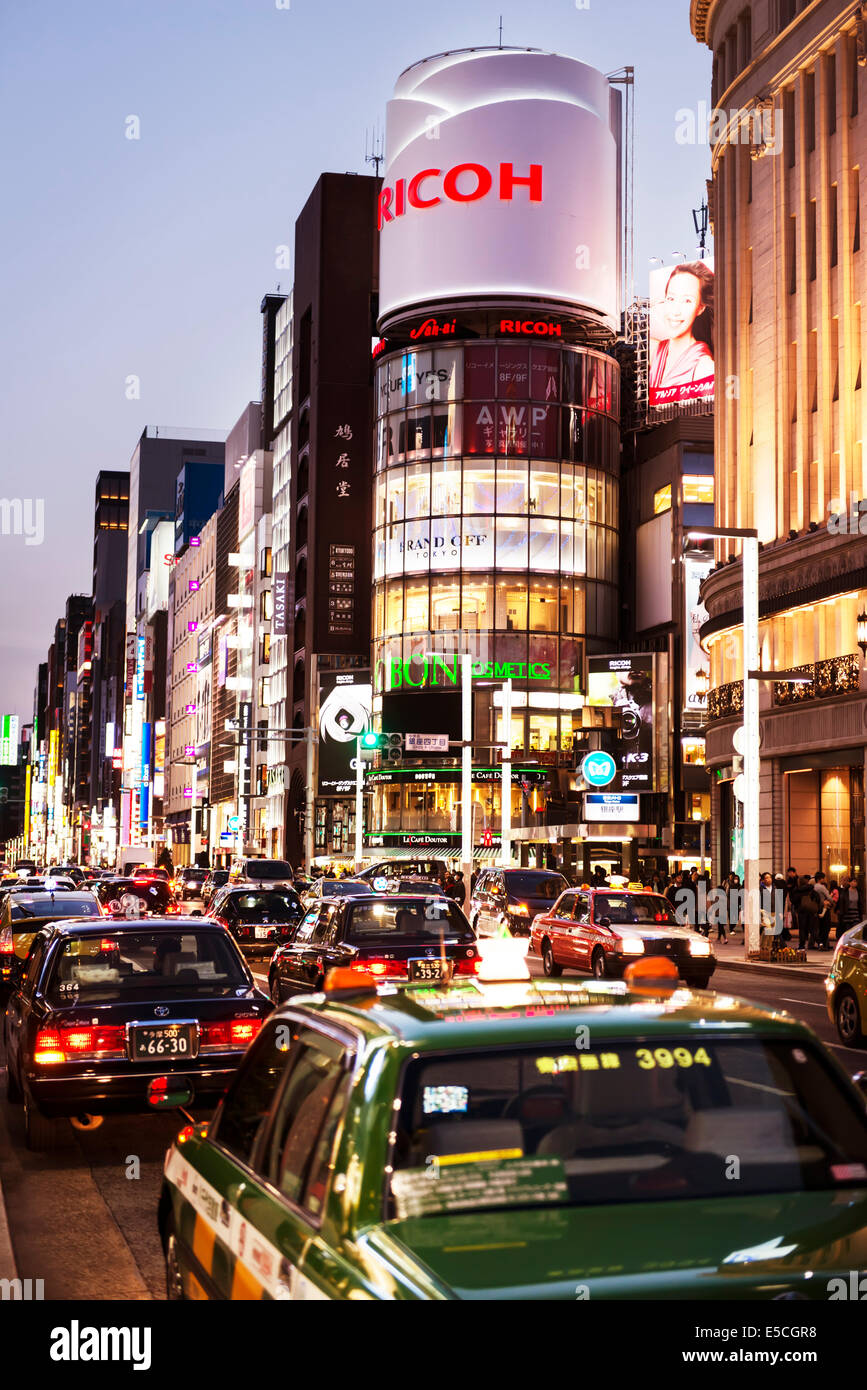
812;871;832;949
839;876;864;934
795;875;820;949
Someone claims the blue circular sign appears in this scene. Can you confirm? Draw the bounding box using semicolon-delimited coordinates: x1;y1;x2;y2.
581;752;617;788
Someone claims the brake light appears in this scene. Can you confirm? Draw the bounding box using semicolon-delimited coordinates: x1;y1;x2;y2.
352;958;406;978
0;935;13;955
201;1018;264;1050
454;956;482;976
34;1024;126;1064
99;939;119;953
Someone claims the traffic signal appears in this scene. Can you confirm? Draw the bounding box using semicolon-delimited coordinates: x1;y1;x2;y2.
383;732;403;765
359;731;380;762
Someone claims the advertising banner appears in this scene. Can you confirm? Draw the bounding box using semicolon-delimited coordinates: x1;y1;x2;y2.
648;259;715;408
272;574;289;638
587;654;655;791
683;556;712;714
317;669;372;795
0;714;19;766
378;50;619;326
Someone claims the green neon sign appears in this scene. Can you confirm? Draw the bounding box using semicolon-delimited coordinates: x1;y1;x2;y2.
390;658;551;689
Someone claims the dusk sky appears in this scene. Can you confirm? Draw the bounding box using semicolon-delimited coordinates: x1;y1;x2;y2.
0;0;711;721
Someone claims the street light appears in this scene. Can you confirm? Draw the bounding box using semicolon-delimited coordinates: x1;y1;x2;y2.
694;668;709;701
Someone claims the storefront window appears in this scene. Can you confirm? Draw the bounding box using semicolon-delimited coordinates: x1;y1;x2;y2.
496;581;528;631
530;463;560;515
529;581;559;631
405;462;430;519
385;523;404;577
529;517;559;570
434;347;463;400
402;520;429;575
463;465;496;513
402;409;432;460
404;580;429;632
496;459;529;512
461;577;494;631
385;580;403;633
386;468;405;523
432;402;461;456
529;714;559;753
431;460;462;514
496;516;528;569
530;346;561;401
430;578;461;630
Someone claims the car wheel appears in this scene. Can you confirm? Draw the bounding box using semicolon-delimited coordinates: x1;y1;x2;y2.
164;1218;186;1301
269;972;282;1005
686;975;712;991
591;949;607;980
23;1091;60;1152
541;940;563;978
835;987;864;1047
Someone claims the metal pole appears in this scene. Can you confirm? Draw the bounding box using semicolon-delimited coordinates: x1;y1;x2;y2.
354;735;363;873
461;653;473;889
189;762;196;867
501;679;512;868
699;817;706;874
742;536;761;957
305;725;315;870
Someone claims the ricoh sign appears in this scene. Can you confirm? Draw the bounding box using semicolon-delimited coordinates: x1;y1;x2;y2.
378;48;619;327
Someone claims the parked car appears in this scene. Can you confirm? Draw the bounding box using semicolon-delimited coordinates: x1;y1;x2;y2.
469;868;570;937
228;858;295;890
3;916;271;1149
207;886;306;958
529;886;716;988
267;893;481;1002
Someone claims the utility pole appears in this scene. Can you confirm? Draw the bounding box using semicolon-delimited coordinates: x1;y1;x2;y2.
354;736;363;872
500;679;512;868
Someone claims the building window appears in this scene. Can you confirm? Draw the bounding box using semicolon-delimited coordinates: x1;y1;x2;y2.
808;199;817;280
653;484;672;515
805;70;816;151
826;51;837;136
260;547;272;578
258;677;271;709
784;89;795;169
682;476;715;505
260;589;273;622
260;633;271;665
830;182;838;266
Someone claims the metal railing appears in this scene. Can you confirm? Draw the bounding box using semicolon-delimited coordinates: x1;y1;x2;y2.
773;653;861;706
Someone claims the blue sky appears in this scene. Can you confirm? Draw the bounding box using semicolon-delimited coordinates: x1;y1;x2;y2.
0;0;711;720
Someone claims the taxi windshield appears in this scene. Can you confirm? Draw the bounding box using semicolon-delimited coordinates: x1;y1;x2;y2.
10;895;100;920
44;930;249;1003
233;891;302;922
347;899;474;946
387;1038;867;1218
593;893;678;925
505;873;567;900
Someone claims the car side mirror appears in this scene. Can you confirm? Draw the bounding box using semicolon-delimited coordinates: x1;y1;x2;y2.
599;916;612;928
190;909;203;917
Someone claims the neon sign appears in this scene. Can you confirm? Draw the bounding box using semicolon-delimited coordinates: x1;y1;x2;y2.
390;658;551;689
499;318;562;337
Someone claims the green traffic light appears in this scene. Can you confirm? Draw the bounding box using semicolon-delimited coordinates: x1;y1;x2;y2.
361;731;379;749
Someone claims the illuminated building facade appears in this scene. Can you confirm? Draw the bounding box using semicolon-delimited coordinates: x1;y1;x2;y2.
690;0;867;882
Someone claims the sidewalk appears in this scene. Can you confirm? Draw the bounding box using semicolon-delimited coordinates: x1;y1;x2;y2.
0;1172;16;1281
708;931;830;980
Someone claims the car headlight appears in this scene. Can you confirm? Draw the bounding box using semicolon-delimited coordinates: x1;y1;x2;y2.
620;935;645;956
689;937;712;957
510;903;530;916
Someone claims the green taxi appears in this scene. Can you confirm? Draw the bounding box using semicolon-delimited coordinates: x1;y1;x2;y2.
158;966;867;1300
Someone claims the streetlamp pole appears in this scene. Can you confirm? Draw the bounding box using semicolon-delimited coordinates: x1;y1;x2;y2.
461;652;473;890
500;678;512;868
354;735;363;873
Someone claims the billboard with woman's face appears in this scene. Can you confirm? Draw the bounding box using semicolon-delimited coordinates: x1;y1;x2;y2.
648;260;715;407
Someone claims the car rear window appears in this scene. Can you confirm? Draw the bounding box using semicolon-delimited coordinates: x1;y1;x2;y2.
11;895;100;919
246;861;293;881
321;879;372;896
347;899;474;946
505;873;568;900
388;1038;867;1218
45;930;249;1003
233;891;303;922
594;893;678;925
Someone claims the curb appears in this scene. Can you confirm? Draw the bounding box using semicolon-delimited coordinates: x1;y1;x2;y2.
713;958;826;983
0;1169;17;1281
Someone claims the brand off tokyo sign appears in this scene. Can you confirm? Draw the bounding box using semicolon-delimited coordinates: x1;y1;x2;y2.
378;49;619;326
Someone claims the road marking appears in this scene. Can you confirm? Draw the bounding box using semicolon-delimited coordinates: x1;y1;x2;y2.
780;998;824;1008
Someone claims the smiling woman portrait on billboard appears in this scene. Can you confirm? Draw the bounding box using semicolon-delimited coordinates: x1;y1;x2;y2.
648;260;715;406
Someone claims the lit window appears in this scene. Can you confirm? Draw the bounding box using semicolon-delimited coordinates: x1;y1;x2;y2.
682;475;714;505
653;484;672;515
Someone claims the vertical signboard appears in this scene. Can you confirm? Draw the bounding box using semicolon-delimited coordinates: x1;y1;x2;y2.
312;394;370;654
0;714;19;765
317;669;372;794
272;574;289;638
683;556;712;714
587;654;655;791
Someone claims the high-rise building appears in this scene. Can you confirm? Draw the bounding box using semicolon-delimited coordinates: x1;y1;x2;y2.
281;172;380;865
366;49;623;875
690;0;867;883
89;471;129;865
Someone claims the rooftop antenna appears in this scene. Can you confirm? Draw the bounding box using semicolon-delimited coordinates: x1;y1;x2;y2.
365;125;384;177
498;14;503;46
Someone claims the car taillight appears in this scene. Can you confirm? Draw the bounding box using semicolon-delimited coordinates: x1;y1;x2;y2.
34;1024;126;1064
201;1018;263;1049
352;958;407;978
454;956;482;976
0;935;13;955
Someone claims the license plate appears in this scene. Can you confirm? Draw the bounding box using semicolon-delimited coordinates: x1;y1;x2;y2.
408;958;453;983
129;1023;198;1061
254;926;272;940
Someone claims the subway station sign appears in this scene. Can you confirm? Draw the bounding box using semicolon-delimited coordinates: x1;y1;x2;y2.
390;657;551;689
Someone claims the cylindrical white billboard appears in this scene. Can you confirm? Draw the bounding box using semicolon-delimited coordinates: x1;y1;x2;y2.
378;48;620;329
